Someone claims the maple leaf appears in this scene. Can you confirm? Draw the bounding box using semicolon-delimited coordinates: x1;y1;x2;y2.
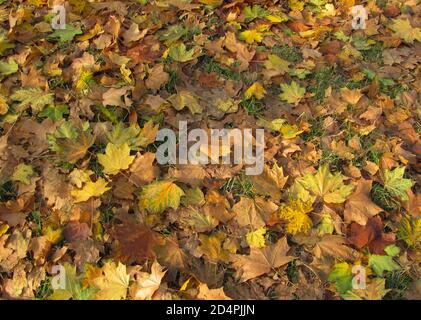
55;131;95;163
340;88;363;105
71;178;111;203
111;222;158;264
97;143;135;175
11;164;34;185
390;19;421;44
107;121;158;150
129;152;159;187
313;235;358;261
369;254;400;276
179;206;218;233
246;227;267;248
11;88;54;112
139;180;185;214
89;262;130;300
296;165;354;204
328;262;353;294
279;81;305;105
347;216;395;254
239;29;264;44
382;167;413;201
129;260;166;300
197;283;232;300
199;232;230;262
168;91;203;114
264;54;290;75
244;82;266;100
48;263;96;300
250;162;288;200
243;5;268;22
168;43;195;62
232;197;278;228
232;237;294;282
278;199;313;235
344;179;383;225
48;24;83;43
0;59;18;76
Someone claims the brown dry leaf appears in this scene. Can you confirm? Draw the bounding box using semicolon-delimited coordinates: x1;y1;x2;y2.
232;237;294;282
250;163;288;200
145;64;169;90
313;235;358;261
341;88;363;105
232;197;278;228
129;152;159;187
202;190;234;223
347;216;395;254
167;165;208;188
344;179;383;225
197;283;231;300
55;132;95;164
111;222;159;264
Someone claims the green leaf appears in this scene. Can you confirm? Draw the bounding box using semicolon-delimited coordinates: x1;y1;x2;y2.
384;244;400;257
279;81;306;105
0;31;14;56
0;59;18;76
56;122;78;140
48;25;83;43
48;263;96;300
383;167;413;201
243;5;267;22
11;164;34;185
328;262;353;294
11;88;54;113
368;254;400;276
168;43;195;62
38;105;69;121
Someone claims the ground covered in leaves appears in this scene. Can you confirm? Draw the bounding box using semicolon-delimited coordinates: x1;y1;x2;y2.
0;0;420;300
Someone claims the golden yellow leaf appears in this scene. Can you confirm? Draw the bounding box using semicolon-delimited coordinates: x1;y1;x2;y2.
244;82;266;100
90;262;130;300
71;178;111;203
97;143;135;175
390;19;421;44
279;81;305;105
239;29;264;44
139;180;185;214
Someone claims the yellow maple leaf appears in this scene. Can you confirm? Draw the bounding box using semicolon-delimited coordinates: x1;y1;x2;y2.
279;81;306;105
264;54;290;74
244;82;266;100
90;262;130;300
341;88;363;105
246;227;267;248
97;143;135;175
279;199;313;235
296;165;354;203
71;177;111;203
239;29;264;44
390;19;421;44
280;123;304;139
139;180;185;214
